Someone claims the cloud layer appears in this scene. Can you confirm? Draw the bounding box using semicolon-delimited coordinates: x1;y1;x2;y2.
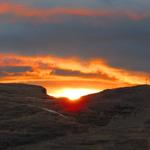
0;0;149;93
0;53;149;93
0;2;148;21
0;1;149;72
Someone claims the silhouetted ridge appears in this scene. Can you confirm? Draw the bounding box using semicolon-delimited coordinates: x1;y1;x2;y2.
0;83;47;97
51;84;150;127
0;83;149;150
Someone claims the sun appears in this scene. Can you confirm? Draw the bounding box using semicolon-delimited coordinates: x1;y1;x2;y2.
49;88;99;101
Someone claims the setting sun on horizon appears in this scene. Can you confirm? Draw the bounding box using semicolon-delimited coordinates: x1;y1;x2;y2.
0;0;149;149
48;88;100;101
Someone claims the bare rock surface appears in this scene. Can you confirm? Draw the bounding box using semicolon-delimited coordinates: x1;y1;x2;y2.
0;83;150;150
0;83;47;97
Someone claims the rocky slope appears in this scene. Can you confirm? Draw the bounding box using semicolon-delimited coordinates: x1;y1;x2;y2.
0;83;150;150
0;84;84;150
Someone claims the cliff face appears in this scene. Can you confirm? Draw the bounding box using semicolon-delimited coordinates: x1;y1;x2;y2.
0;84;150;150
0;83;47;97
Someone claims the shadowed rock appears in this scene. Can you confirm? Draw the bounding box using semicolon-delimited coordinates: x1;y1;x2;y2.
0;83;47;98
0;83;150;150
0;83;85;150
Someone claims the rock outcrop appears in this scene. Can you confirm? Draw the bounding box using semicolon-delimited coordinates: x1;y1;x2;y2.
0;83;47;97
0;83;83;150
0;84;150;150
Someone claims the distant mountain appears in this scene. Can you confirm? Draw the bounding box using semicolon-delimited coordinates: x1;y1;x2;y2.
0;83;149;150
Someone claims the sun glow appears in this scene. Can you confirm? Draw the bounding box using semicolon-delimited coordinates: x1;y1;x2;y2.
49;88;100;101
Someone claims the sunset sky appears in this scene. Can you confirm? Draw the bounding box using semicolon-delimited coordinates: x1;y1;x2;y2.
0;0;150;98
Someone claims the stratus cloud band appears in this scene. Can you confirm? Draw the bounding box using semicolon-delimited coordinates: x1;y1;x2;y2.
0;53;149;87
0;2;149;22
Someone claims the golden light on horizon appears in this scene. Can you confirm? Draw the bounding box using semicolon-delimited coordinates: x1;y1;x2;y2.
0;53;149;92
48;88;100;101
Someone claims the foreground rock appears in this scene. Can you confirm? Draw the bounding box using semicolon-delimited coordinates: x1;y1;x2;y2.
0;83;150;150
0;84;84;150
47;84;150;150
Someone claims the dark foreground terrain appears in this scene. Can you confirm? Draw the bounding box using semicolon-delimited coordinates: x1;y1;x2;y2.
0;83;150;150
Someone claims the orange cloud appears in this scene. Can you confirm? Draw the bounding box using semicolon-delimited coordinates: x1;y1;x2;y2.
0;2;148;22
0;53;149;92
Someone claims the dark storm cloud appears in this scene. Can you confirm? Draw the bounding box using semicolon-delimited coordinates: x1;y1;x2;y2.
0;66;32;76
0;17;150;72
0;1;150;73
0;66;32;72
9;0;150;11
53;68;99;78
53;68;117;81
53;69;85;77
